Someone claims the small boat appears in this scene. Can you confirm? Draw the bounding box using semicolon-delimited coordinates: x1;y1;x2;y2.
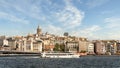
41;52;80;58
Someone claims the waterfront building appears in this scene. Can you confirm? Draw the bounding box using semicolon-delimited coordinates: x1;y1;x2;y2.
44;45;54;52
78;38;89;53
94;40;106;55
33;40;42;52
20;38;27;51
42;38;50;45
0;37;9;50
116;43;120;53
1;25;116;55
7;37;17;50
16;37;27;52
105;41;115;54
102;40;118;54
113;42;117;54
26;38;34;52
0;36;6;39
65;41;79;53
0;37;8;47
87;43;94;54
13;36;23;51
37;35;55;52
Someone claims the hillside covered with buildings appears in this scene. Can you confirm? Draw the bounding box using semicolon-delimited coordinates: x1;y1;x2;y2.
0;26;120;55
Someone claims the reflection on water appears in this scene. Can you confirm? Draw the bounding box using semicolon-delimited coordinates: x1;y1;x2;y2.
0;56;120;68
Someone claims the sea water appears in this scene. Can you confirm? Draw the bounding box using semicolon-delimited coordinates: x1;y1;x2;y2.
0;56;120;68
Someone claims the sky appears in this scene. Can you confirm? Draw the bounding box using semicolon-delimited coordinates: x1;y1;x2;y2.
0;0;120;40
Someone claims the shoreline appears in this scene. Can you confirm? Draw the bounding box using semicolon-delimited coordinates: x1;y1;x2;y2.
0;54;40;57
0;54;120;57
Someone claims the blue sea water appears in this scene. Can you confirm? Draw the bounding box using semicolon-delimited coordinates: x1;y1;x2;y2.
0;56;120;68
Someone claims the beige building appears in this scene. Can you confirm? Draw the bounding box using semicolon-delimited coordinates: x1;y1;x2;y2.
79;40;89;53
7;38;17;50
65;41;79;53
0;38;9;50
105;40;117;54
0;36;8;47
0;39;8;46
16;40;26;52
26;40;33;52
94;41;106;54
33;40;42;52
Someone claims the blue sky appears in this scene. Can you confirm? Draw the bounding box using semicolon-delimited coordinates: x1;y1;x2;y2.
0;0;120;40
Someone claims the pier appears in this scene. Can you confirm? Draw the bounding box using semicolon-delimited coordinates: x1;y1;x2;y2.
0;50;41;54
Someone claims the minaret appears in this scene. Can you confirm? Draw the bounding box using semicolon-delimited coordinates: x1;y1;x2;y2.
37;25;42;36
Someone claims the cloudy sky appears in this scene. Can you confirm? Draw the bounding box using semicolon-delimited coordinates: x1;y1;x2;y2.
0;0;120;40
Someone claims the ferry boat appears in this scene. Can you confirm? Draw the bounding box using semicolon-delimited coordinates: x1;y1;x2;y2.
41;52;80;58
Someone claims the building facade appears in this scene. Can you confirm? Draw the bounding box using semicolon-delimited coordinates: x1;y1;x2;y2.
79;39;89;53
94;41;106;55
87;43;94;54
65;41;79;53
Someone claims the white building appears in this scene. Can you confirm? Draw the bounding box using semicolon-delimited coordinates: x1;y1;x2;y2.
0;39;8;46
65;41;79;53
87;43;94;54
33;40;42;52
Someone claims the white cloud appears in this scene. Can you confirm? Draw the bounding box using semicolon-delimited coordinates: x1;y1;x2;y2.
105;17;120;28
0;0;44;21
55;0;84;28
82;25;101;32
106;33;120;40
43;25;63;36
102;17;120;39
71;25;101;38
86;0;109;8
0;0;84;28
0;12;29;24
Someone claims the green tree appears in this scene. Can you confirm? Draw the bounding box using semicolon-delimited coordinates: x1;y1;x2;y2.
80;50;87;53
53;43;60;51
53;43;65;52
60;43;65;52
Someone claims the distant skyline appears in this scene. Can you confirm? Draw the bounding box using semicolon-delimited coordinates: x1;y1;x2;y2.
0;0;120;40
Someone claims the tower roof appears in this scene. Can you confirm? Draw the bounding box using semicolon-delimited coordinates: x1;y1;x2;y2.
37;25;42;35
37;25;40;29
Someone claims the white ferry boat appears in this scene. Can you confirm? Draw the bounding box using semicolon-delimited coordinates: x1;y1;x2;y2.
41;52;80;58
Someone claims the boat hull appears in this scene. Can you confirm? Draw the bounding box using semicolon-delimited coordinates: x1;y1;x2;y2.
41;53;80;58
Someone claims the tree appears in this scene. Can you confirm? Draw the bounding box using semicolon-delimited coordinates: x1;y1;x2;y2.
80;50;87;53
53;43;60;51
53;43;65;52
60;43;65;52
